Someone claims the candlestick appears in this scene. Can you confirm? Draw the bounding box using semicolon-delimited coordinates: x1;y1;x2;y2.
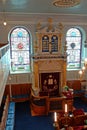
53;112;60;130
65;104;68;114
54;112;57;122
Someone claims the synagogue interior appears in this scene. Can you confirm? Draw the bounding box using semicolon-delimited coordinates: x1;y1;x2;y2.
0;0;87;130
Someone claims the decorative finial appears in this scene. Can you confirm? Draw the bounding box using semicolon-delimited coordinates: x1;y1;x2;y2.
36;22;41;31
48;18;53;23
58;23;63;32
47;18;53;31
64;41;67;55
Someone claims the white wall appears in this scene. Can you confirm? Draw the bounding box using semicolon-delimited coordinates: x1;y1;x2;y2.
0;13;87;83
6;73;32;84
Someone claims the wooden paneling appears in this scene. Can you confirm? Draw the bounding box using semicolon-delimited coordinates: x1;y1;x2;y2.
66;80;86;97
4;83;32;102
66;80;81;90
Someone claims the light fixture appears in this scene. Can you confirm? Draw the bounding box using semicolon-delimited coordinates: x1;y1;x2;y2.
79;58;87;81
84;58;87;67
2;10;7;26
52;0;80;7
3;21;7;26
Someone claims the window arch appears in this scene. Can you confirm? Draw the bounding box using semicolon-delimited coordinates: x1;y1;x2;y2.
9;26;31;73
66;28;82;69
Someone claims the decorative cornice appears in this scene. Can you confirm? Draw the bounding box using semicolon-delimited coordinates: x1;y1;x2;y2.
0;12;87;25
32;54;67;61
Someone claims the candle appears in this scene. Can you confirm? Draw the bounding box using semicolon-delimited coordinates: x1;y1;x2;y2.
65;104;68;113
54;112;57;122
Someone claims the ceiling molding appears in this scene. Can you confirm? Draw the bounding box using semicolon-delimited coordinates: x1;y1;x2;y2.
0;12;87;25
0;20;87;26
0;0;87;17
0;12;87;17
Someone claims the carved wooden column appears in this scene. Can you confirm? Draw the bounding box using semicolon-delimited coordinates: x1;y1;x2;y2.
33;62;39;89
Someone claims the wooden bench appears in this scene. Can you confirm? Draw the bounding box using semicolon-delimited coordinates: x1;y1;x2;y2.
4;84;31;102
67;80;85;98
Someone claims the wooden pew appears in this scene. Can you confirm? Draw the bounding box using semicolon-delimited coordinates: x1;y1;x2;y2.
4;84;31;102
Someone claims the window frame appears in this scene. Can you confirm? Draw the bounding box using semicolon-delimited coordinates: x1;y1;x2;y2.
9;26;31;74
66;27;82;70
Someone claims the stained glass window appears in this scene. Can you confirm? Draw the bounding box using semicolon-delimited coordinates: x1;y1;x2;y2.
42;35;49;52
10;27;31;73
66;28;82;69
51;35;58;52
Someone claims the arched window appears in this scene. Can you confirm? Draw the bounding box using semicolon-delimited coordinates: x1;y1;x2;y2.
42;35;49;52
66;28;82;69
51;35;58;52
9;27;31;73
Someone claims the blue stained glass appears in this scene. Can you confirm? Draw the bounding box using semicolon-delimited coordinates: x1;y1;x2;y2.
18;55;24;64
17;31;23;37
71;32;76;37
51;36;58;42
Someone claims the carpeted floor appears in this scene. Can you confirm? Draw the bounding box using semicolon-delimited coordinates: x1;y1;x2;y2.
73;97;87;112
14;101;54;130
14;97;87;130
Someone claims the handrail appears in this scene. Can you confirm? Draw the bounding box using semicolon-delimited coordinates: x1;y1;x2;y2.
0;44;10;106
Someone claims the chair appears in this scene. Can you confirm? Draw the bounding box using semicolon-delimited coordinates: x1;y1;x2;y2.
73;109;87;126
73;109;84;116
59;116;73;128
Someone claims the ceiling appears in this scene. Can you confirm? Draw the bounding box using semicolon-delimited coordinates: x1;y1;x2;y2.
0;0;87;16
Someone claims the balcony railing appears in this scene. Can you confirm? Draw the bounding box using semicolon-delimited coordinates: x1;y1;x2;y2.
0;44;10;106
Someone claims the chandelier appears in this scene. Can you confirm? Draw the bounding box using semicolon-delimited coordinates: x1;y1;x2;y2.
52;0;80;7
